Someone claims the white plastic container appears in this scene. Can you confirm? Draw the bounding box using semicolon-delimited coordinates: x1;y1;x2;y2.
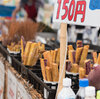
75;79;89;99
85;86;95;99
57;78;75;99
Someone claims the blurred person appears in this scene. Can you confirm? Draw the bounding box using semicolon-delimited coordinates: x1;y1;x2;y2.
12;0;44;21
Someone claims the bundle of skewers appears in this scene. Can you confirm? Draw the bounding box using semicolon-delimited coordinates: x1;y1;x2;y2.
21;37;45;66
40;48;60;82
40;40;100;81
66;40;90;78
7;41;21;52
66;40;100;80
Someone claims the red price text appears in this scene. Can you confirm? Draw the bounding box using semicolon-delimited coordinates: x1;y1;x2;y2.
56;0;86;22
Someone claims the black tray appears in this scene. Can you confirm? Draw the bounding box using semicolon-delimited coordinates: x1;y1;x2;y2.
1;43;100;99
0;44;56;99
11;57;56;99
0;44;81;98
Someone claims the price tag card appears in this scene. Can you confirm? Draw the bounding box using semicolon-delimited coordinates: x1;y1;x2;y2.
0;61;5;99
7;69;17;99
17;82;28;99
53;0;100;27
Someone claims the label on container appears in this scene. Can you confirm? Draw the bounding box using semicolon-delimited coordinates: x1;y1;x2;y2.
7;69;17;99
0;61;5;99
7;56;12;64
44;88;49;99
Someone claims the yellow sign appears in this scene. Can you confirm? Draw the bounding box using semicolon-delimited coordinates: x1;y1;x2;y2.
3;0;11;3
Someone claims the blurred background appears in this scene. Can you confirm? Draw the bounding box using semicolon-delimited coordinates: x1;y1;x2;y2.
0;0;100;47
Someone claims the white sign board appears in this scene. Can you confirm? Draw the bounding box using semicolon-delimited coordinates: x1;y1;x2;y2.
27;94;32;99
0;61;5;99
7;69;17;99
17;82;28;99
53;0;100;27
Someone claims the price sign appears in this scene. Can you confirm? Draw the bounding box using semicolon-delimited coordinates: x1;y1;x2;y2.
0;61;5;99
53;0;100;27
17;82;28;99
7;69;17;99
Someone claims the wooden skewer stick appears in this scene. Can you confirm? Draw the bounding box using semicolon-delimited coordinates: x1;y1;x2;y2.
56;23;67;98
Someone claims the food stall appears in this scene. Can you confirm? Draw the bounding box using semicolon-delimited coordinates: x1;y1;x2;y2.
0;0;100;99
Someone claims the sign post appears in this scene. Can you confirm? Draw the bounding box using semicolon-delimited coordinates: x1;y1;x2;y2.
56;23;67;98
53;0;100;98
